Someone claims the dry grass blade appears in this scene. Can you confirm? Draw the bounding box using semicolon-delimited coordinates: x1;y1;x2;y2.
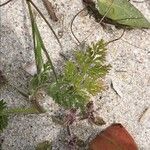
28;0;63;51
42;0;58;22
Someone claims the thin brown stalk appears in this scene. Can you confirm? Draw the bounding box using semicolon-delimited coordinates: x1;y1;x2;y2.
106;29;125;45
42;0;58;22
70;7;86;44
0;0;13;7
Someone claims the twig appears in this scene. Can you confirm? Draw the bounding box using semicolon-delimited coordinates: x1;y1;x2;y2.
42;0;58;22
0;0;13;7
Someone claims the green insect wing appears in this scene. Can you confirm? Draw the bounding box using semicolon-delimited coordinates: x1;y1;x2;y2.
97;0;150;28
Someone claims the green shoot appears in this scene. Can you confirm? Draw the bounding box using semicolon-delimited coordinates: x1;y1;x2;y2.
48;40;111;111
3;107;39;115
27;1;58;96
27;0;110;112
27;0;43;74
0;99;39;131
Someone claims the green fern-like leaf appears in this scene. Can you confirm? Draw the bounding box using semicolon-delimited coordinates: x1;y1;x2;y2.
48;40;110;110
0;100;8;131
74;42;110;80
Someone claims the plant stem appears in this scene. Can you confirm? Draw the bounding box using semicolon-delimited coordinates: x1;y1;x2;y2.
7;82;45;113
26;0;59;111
28;0;63;51
34;22;58;83
27;0;58;82
3;107;39;115
105;29;125;46
71;7;86;45
0;0;13;7
26;0;39;73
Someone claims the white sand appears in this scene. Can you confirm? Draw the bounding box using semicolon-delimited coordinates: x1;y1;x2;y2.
0;0;150;149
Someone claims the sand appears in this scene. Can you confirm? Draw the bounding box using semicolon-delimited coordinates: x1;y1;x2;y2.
0;0;150;149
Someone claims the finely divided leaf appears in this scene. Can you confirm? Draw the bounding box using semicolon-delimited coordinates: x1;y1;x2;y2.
48;40;110;110
97;0;150;28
